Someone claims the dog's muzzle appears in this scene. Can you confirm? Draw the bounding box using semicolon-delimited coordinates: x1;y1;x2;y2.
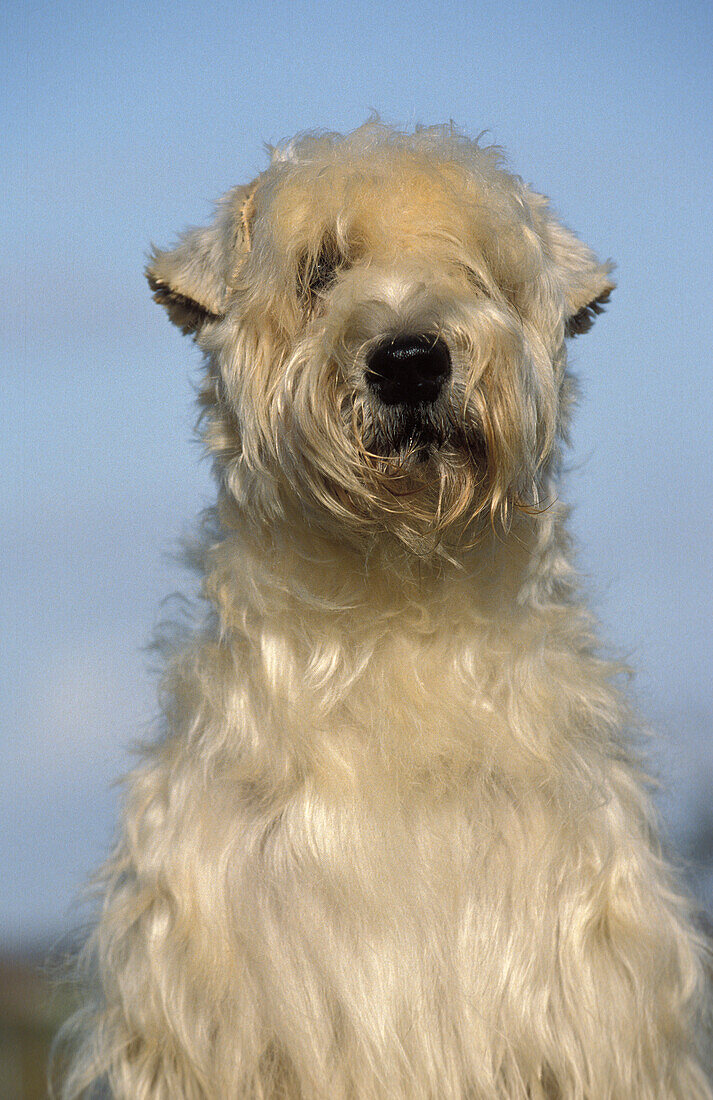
365;334;450;405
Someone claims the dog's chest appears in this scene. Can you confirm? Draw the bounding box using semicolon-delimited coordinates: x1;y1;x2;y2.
226;771;564;1031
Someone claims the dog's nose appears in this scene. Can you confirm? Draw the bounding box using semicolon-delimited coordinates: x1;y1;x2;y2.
365;334;451;405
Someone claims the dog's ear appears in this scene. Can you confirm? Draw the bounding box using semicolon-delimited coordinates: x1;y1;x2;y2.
146;183;257;335
526;191;615;337
546;218;615;337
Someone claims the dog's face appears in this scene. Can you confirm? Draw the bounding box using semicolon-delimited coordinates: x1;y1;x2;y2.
149;123;613;549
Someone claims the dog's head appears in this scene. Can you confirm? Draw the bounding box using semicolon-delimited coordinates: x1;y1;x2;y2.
148;122;613;551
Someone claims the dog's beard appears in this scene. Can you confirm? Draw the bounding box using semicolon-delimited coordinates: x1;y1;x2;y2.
359;396;488;479
364;399;451;457
340;393;496;551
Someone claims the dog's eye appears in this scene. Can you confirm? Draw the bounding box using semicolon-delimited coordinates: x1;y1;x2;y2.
298;238;344;303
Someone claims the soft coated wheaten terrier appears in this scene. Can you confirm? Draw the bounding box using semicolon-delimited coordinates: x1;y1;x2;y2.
60;123;711;1098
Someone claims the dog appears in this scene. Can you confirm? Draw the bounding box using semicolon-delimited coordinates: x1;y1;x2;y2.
58;122;711;1098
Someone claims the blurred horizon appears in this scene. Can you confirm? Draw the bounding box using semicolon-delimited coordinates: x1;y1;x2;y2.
3;0;712;952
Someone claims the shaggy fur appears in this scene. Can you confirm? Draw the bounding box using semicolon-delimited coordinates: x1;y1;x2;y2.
57;122;711;1098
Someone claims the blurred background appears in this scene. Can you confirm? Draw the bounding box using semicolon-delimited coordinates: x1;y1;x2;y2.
3;0;712;1094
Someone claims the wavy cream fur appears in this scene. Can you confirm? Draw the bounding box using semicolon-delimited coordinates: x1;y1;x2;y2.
57;122;711;1098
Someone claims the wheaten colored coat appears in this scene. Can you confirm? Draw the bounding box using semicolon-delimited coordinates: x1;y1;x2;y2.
58;123;711;1099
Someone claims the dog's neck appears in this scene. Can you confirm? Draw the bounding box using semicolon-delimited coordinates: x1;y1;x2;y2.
184;488;599;796
200;486;577;635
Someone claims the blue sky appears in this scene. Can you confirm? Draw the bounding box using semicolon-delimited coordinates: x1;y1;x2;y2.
3;0;712;946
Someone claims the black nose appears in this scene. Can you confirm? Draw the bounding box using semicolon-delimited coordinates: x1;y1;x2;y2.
365;334;451;405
